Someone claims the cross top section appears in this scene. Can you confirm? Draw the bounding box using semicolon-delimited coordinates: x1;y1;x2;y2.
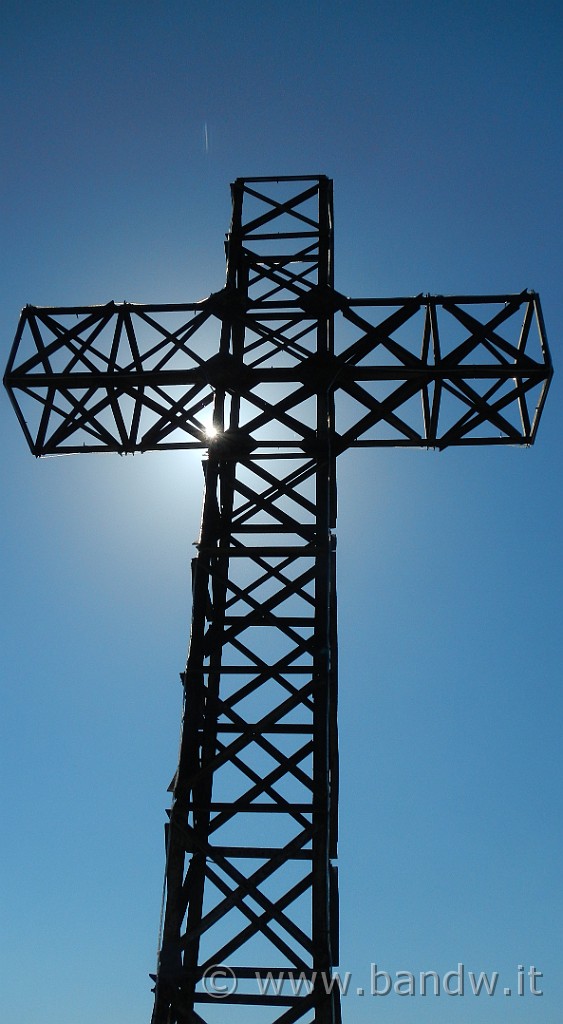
4;176;552;458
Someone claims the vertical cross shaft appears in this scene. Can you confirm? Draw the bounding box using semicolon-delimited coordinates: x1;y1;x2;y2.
152;178;341;1024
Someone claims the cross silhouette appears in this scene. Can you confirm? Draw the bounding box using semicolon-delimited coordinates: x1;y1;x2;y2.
4;176;552;1024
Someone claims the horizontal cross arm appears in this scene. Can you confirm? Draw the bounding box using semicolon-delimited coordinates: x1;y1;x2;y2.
4;292;552;455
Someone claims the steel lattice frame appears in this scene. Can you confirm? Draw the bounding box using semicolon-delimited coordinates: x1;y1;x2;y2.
4;177;552;1024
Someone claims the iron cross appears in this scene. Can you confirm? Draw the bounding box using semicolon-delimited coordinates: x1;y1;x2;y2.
4;176;552;1024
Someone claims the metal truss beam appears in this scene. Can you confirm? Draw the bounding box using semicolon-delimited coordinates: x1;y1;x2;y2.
3;176;553;1024
4;305;552;457
150;177;339;1024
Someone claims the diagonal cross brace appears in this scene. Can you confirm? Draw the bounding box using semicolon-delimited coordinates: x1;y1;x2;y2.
3;177;552;1024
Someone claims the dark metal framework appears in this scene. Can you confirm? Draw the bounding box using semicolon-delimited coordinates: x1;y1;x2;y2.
4;177;552;1024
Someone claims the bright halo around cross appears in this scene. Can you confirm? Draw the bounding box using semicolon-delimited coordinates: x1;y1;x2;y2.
205;423;219;440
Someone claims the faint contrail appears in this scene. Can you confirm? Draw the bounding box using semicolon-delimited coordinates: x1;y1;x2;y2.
204;122;209;154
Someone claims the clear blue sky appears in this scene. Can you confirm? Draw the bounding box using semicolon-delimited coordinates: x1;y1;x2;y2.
1;2;561;1023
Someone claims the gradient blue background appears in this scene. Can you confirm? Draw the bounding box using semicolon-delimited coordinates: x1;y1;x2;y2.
1;2;561;1022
